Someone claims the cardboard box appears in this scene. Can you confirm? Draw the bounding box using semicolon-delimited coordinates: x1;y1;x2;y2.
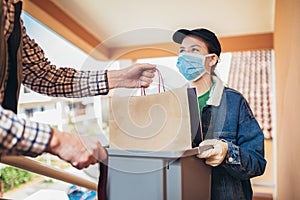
106;148;211;200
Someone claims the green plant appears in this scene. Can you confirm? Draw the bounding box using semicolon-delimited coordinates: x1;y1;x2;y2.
0;166;33;192
42;179;53;184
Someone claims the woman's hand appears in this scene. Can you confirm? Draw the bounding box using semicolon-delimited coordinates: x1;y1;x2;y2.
197;139;228;167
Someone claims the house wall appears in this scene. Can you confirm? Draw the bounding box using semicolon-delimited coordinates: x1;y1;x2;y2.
274;0;300;199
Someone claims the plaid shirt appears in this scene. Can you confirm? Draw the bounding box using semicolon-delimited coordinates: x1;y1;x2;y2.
0;0;109;157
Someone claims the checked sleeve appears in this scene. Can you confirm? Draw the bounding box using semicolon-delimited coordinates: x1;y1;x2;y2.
0;106;52;157
21;23;109;98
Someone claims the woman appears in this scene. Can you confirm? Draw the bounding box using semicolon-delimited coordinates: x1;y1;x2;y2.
173;28;266;200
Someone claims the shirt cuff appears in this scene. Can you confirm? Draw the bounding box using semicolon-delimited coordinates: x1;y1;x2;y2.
16;119;52;157
90;70;109;95
225;141;241;165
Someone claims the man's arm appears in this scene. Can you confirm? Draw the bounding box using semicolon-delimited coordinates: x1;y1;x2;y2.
21;22;156;98
0;106;52;157
0;105;107;169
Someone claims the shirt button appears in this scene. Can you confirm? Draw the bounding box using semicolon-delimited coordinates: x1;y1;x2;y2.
228;157;233;163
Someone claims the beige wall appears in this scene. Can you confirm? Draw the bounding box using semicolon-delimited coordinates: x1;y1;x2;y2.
274;0;300;199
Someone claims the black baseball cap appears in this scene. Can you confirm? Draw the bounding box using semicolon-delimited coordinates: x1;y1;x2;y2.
173;28;221;56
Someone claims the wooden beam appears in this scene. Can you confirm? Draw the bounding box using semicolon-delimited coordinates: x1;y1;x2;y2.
0;156;97;191
110;33;274;60
23;0;109;60
219;32;273;52
109;42;179;60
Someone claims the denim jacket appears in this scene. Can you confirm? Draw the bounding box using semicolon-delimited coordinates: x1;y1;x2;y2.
201;76;266;200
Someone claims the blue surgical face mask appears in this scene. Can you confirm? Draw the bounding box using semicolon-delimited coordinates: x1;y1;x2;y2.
176;52;209;81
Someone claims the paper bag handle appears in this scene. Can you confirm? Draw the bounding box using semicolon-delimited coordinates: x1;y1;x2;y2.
141;69;165;96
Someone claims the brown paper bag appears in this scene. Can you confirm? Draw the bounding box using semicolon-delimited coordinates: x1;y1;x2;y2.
109;87;201;151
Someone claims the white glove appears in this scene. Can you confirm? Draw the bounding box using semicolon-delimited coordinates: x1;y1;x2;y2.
197;139;228;167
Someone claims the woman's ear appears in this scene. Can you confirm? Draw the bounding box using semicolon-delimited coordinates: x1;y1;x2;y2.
209;54;219;66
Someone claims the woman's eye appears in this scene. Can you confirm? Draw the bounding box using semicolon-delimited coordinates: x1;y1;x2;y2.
192;48;200;52
179;49;185;53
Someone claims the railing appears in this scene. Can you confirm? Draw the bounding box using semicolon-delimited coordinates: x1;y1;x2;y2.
0;156;97;191
0;156;273;200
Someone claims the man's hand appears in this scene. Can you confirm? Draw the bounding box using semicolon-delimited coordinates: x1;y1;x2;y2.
45;129;107;169
107;63;156;89
197;139;228;167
